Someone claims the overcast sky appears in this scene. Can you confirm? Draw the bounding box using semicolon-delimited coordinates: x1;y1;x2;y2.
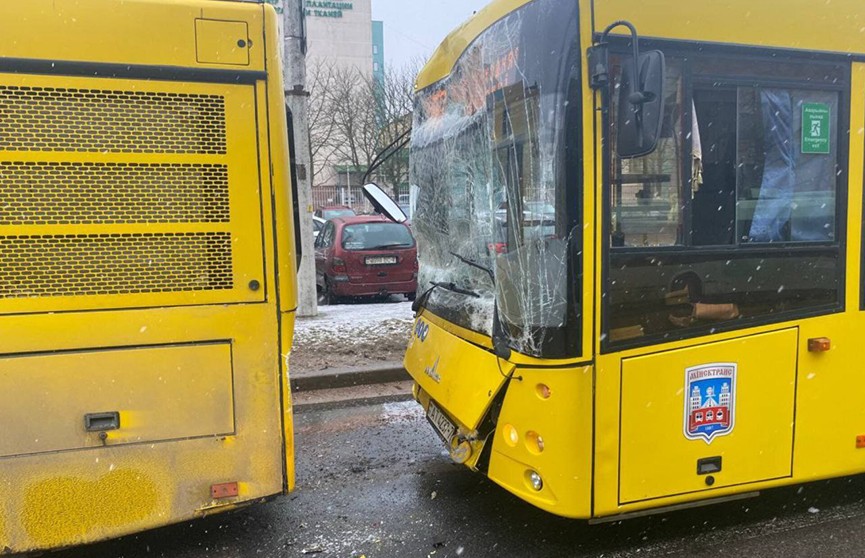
371;0;490;71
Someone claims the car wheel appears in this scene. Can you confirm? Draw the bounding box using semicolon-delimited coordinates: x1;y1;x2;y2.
406;292;416;301
320;278;338;305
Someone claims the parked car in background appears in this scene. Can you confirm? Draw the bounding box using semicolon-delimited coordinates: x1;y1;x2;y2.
312;215;326;239
491;200;556;252
314;215;417;304
314;205;356;220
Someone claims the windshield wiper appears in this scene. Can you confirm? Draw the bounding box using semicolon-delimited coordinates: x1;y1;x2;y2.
413;252;491;311
412;251;512;360
449;251;494;281
412;280;478;313
431;281;480;298
448;252;511;359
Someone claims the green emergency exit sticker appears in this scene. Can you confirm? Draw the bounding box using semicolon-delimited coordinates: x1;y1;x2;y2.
802;103;830;154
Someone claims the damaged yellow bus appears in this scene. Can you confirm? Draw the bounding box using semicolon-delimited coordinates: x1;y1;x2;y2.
0;0;300;552
397;0;865;521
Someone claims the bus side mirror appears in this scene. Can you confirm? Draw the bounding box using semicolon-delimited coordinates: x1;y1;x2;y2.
362;182;407;223
617;50;665;158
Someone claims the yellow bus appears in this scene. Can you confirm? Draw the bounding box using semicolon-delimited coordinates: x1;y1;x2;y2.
0;0;300;552
400;0;865;521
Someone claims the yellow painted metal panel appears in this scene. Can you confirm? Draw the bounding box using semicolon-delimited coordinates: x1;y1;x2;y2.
404;311;513;431
619;329;797;503
487;365;594;518
259;5;297;490
593;0;865;59
0;72;265;314
262;6;300;316
0;0;265;71
419;308;494;351
415;0;533;90
196;19;251;66
793;315;865;479
0;343;234;458
0;303;285;552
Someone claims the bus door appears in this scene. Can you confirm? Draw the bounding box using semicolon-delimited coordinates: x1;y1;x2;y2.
594;46;846;512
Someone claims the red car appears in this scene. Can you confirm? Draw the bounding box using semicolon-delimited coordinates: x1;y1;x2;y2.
314;215;417;303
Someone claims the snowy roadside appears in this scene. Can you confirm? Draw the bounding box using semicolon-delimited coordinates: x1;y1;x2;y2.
290;299;415;373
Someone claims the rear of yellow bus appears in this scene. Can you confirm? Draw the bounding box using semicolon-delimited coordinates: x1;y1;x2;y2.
0;1;299;552
406;0;865;522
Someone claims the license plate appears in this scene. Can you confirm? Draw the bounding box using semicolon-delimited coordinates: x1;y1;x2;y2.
365;256;397;265
426;401;456;445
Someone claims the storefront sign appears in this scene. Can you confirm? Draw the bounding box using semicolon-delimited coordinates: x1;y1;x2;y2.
305;1;353;18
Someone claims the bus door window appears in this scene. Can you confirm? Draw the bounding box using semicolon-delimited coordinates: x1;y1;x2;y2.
609;58;685;248
606;55;845;347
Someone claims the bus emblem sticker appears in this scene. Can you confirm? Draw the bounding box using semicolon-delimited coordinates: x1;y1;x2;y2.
684;363;736;444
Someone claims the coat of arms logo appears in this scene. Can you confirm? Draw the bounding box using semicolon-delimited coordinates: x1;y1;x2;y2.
684;363;736;443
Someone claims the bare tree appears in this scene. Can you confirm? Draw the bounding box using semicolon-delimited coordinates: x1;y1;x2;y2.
307;58;423;199
307;59;340;184
370;60;421;198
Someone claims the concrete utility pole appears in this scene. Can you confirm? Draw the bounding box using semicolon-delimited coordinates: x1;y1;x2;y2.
280;0;318;317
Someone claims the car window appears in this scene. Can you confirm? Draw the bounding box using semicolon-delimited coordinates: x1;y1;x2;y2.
323;208;356;219
320;222;335;248
341;223;414;250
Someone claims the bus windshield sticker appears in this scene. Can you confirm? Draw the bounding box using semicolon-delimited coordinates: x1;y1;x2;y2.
684;363;737;444
802;102;831;154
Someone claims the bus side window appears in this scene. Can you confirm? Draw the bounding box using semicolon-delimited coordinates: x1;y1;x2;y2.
607;56;844;346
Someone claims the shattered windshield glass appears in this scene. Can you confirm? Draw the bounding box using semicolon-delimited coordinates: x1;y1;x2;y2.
410;0;580;357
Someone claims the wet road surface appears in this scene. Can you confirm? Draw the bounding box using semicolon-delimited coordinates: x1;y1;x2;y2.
48;399;865;557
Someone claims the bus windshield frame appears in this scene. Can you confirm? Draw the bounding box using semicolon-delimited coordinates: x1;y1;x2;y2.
409;0;583;358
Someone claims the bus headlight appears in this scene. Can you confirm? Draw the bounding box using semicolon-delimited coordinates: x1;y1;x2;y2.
528;470;543;491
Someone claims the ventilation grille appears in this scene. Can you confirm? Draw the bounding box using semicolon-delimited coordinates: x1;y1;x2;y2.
0;233;233;298
0;162;230;225
0;86;226;154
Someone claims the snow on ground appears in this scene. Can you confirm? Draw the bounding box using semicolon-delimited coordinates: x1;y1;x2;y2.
291;298;415;372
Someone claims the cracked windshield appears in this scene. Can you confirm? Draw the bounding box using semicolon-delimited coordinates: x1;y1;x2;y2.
410;0;580;357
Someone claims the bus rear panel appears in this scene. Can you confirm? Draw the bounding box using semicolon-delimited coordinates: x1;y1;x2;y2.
0;0;298;552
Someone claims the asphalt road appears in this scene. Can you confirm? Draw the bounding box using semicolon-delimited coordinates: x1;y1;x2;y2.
48;399;865;558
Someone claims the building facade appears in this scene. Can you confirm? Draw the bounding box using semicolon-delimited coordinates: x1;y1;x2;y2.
262;0;384;211
306;1;384;211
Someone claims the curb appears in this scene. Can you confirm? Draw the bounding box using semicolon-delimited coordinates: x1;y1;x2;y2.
290;361;409;392
293;392;414;413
